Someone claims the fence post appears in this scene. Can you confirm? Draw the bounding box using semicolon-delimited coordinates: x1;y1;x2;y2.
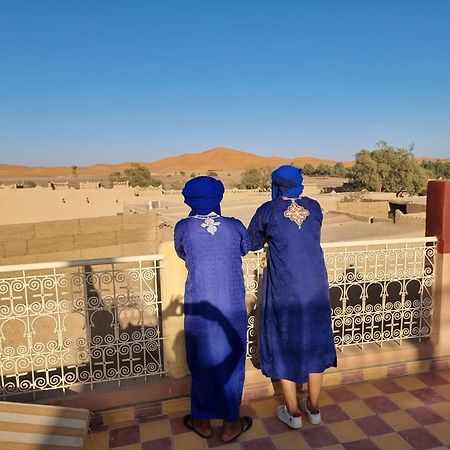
425;180;450;366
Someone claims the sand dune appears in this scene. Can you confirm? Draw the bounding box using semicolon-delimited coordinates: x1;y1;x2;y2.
0;146;445;179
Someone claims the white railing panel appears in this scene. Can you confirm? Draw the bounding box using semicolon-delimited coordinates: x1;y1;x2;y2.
244;237;438;357
0;256;164;398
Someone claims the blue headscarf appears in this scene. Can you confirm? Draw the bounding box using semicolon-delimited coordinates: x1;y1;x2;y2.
271;165;304;200
182;176;225;216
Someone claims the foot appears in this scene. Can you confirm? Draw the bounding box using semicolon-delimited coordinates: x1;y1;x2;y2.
300;398;321;425
276;405;302;429
222;416;253;442
183;415;212;438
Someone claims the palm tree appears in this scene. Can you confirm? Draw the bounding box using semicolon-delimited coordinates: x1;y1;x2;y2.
71;165;79;189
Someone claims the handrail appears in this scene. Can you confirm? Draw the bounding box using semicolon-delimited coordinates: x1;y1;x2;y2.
322;236;438;249
0;254;164;273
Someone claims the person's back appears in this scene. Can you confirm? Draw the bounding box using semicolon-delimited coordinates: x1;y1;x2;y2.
174;176;253;443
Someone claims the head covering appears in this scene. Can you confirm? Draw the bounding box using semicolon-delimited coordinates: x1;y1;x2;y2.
271;165;304;200
182;176;225;216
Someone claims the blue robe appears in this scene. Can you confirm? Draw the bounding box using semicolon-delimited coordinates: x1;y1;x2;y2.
174;214;250;422
248;196;337;383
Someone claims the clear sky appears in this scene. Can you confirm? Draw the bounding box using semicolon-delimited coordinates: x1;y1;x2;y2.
1;0;450;166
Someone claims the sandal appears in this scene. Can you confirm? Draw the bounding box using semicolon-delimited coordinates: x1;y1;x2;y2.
222;416;253;443
183;414;212;439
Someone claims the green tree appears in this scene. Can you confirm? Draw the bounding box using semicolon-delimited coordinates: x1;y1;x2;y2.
109;164;162;187
71;165;79;188
240;167;272;190
302;163;315;175
350;143;428;196
315;163;333;176
333;162;347;177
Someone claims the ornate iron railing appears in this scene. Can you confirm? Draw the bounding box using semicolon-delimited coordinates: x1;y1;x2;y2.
0;256;164;399
244;236;438;357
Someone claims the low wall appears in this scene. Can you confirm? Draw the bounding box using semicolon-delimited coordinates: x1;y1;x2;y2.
0;213;165;265
395;210;426;226
337;200;389;218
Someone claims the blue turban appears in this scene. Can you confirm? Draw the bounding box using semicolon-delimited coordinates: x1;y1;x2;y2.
271;165;304;200
182;176;225;216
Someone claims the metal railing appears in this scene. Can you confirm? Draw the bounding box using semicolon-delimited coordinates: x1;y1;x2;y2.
0;235;438;398
0;255;164;399
244;236;438;357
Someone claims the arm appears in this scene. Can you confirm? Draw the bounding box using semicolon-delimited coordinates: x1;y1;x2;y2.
236;220;251;256
174;221;187;260
247;204;268;251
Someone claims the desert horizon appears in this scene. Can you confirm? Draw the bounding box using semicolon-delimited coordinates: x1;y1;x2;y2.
1;146;449;179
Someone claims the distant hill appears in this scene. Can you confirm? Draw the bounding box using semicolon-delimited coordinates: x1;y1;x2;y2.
0;146;447;179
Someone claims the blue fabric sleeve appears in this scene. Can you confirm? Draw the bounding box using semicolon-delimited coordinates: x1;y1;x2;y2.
174;221;187;260
236;220;251;256
247;204;267;251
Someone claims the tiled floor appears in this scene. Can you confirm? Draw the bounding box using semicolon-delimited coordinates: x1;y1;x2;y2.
85;370;450;450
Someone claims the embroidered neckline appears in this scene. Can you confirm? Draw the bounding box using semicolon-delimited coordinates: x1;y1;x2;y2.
283;199;310;229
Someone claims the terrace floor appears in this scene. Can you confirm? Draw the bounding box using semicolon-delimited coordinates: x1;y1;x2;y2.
85;369;450;450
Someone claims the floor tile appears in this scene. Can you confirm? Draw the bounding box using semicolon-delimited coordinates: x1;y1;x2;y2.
393;375;428;391
241;437;277;450
426;422;450;445
346;382;384;399
140;418;171;441
114;445;141;450
379;410;419;431
372;432;413;450
262;416;291;435
327;387;358;402
240;403;257;418
373;379;405;394
405;406;446;425
342;439;379;450
321;404;350;424
208;444;242;450
238;418;269;442
416;373;449;387
364;395;399;414
339;400;375;419
142;437;175;450
170;415;188;435
399;427;444;450
429;402;450;420
301;425;339;447
327;420;367;442
320;445;345;450
318;389;335;406
389;391;425;409
173;431;208;450
354;415;393;436
250;398;281;418
410;388;447;405
433;383;450;400
271;430;309;450
109;424;140;448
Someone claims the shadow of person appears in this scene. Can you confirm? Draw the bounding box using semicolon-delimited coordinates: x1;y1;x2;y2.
184;300;246;421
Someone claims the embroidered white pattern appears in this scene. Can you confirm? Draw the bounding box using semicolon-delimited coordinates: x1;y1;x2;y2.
284;199;310;229
201;217;221;235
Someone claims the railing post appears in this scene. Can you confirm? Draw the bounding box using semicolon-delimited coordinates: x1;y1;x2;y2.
426;180;450;364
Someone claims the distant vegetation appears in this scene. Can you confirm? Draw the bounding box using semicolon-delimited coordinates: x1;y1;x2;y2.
238;163;349;190
349;141;428;197
420;160;450;179
239;167;272;190
108;164;162;187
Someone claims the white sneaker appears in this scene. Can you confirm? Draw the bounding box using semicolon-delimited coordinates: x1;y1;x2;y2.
300;398;322;425
276;405;302;429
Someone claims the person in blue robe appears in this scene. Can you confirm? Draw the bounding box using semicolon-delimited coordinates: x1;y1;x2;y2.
174;176;253;442
248;165;336;428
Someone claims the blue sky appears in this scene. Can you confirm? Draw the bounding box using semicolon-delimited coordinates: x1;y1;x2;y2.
1;0;449;166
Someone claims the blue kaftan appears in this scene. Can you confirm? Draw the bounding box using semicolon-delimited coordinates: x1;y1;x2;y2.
248;196;336;383
174;214;251;422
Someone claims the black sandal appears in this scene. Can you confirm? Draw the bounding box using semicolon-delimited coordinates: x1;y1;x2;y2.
222;416;253;443
183;414;212;439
